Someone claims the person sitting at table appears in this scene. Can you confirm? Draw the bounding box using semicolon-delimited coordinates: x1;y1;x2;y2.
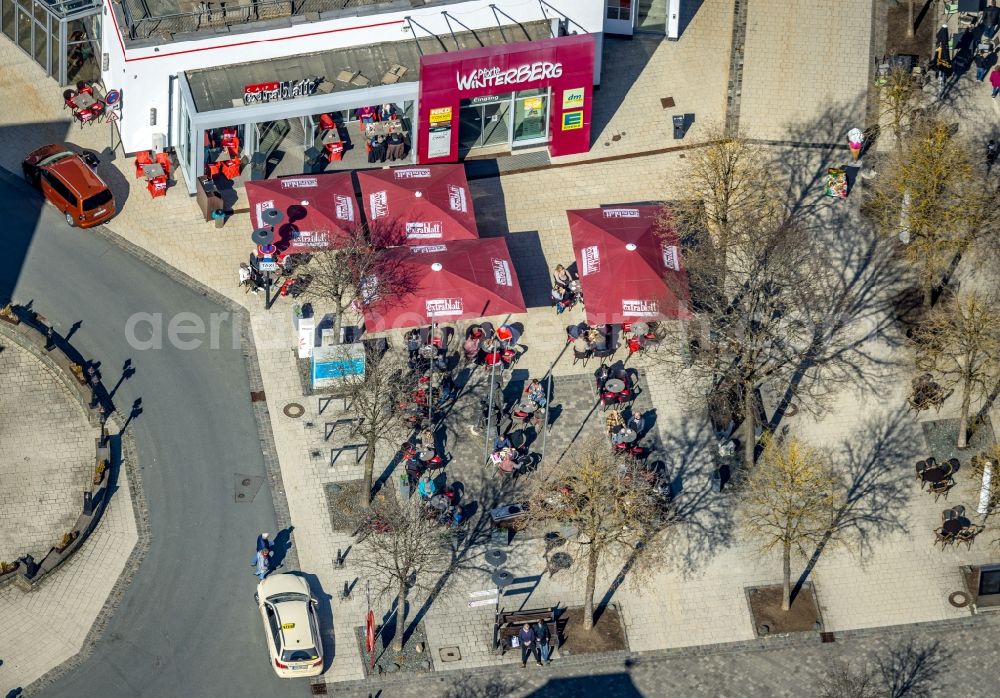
357;105;377;125
416;428;435;451
627;411;646;438
417;472;437;500
405;458;424;490
553;264;573;289
574;333;593;355
526;379;547;407
605;408;625;435
386;131;406;161
594;364;612;392
378;103;396;121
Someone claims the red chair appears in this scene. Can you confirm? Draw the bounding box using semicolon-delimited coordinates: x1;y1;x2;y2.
135;150;154;178
319;113;335;131
147;175;168;198
221;159;240;179
76;81;94;95
63;89;78;110
87;101;106;122
74;108;98;128
155;151;172;177
206;161;222;177
224;136;240;159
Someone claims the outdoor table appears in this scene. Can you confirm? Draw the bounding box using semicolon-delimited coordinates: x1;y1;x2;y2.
618;428;637;444
75;92;96;109
604;378;626;394
631;322;649;336
419;344;437;359
142;163;165;180
208;148;230;164
429;494;449;511
942;519;962;536
517;399;538;413
921;467;949;484
321;129;341;145
483;349;503;366
418;450;434;462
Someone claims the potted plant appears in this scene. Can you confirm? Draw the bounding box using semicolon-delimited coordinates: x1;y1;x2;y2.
0;560;19;576
70;363;86;384
0;304;19;325
94;460;107;485
55;531;79;553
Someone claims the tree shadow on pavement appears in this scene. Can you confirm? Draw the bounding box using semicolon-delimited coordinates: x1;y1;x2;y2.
527;673;644;698
297;571;336;671
877;638;951;698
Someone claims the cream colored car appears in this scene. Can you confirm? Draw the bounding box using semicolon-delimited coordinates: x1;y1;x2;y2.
255;573;324;677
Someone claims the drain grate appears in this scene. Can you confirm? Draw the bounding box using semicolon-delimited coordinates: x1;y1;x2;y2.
309;683;328;695
439;646;462;662
234;474;264;503
250;390;266;402
820;632;835;643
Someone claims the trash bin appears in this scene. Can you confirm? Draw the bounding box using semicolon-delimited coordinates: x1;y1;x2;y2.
195;175;224;221
212;209;226;229
250;152;267;181
672;114;686;140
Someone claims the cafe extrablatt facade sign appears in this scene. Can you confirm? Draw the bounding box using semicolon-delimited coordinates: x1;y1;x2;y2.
244;77;322;105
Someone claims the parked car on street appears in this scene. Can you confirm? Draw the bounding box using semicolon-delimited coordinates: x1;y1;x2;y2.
22;144;115;228
254;573;324;678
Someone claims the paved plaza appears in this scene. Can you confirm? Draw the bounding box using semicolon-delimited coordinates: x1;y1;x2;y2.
0;333;96;562
1;0;999;692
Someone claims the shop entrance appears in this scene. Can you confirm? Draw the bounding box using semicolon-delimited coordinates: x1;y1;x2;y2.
458;95;511;155
251;118;307;178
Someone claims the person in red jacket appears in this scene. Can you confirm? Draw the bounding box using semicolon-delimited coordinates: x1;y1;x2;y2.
991;66;1000;98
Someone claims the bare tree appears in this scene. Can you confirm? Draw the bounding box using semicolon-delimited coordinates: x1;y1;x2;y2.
343;345;417;506
820;660;879;698
353;493;450;652
525;441;671;630
740;435;841;610
911;291;1000;448
305;220;414;341
876;66;922;147
863;117;993;306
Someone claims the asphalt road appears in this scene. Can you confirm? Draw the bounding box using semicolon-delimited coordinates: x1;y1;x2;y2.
0;170;304;697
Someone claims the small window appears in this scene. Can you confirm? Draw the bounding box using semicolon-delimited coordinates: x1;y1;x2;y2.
43;171;77;207
265;605;282;648
83;189;112;210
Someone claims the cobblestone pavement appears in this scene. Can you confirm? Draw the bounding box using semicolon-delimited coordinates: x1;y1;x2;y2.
324;614;1000;697
0;334;97;561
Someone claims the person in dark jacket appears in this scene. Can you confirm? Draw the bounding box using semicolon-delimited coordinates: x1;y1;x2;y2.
534;619;552;665
517;623;539;667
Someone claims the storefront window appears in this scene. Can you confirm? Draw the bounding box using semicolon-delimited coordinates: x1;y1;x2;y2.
66;14;100;85
512;89;548;144
49;23;58;78
606;0;632;21
204;125;244;178
32;0;44;24
458;94;512;152
16;7;30;53
2;0;15;41
32;16;46;69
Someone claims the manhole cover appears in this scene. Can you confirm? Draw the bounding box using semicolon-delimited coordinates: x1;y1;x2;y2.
234;473;264;503
283;402;305;418
439;646;462;662
949;591;970;608
485;549;507;567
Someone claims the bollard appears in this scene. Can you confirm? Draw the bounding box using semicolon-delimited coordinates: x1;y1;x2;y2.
83;491;94;516
342;581;350;599
335;548;344;568
21;554;37;578
711;468;723;493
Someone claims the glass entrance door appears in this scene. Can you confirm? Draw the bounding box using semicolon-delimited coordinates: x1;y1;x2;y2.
512;89;549;145
636;0;666;33
457;94;512;153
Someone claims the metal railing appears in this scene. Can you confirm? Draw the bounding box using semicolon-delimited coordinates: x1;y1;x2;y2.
123;0;395;41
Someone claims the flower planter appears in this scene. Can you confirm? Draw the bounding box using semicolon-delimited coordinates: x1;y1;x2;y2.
0;305;20;325
93;460;107;485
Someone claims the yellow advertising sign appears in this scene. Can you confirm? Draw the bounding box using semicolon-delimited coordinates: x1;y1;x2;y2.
429;107;453;125
561;110;584;131
523;96;543;112
562;88;585;110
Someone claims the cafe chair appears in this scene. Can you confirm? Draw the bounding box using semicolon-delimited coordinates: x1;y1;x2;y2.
221;159;240;179
929;478;954;502
62;89;78;110
572;347;591;367
956;525;983;549
147;175;168;198
934;526;955;548
74;108;98;128
224;136;241;159
155;151;172;177
135;150;154;178
76;81;94;95
87;101;106;122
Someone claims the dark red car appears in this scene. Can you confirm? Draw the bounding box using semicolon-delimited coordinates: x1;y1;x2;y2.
22;144;116;228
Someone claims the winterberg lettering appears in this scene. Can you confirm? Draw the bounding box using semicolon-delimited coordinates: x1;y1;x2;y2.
369;191;388;219
456;62;563;90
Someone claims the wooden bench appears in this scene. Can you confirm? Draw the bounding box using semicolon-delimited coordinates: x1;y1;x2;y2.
493;608;558;654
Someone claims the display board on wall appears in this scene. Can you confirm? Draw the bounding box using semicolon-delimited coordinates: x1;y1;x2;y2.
427;106;453;158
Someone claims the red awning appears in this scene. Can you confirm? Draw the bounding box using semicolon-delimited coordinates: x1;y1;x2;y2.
363;238;526;332
356;164;478;245
245;173;359;253
567;206;691;324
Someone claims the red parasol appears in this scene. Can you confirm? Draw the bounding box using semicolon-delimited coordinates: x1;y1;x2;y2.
567;206;691;324
362;238;526;332
245;173;359;254
356;164;478;245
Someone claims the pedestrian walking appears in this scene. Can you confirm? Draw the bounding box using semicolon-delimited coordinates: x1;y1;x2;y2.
988;140;998;173
991;67;1000;98
974;53;988;82
517;623;539;667
986;1;1000;39
256;532;272;553
534;619;552;665
253;549;270;580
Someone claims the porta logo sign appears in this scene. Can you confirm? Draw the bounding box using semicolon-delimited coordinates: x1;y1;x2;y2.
334;194;354;222
602;208;641;218
426;298;464;316
491;258;512;287
456;62;563;90
369;191;388;219
622;299;659;316
447;185;468;213
406;221;444;239
581;245;600;276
